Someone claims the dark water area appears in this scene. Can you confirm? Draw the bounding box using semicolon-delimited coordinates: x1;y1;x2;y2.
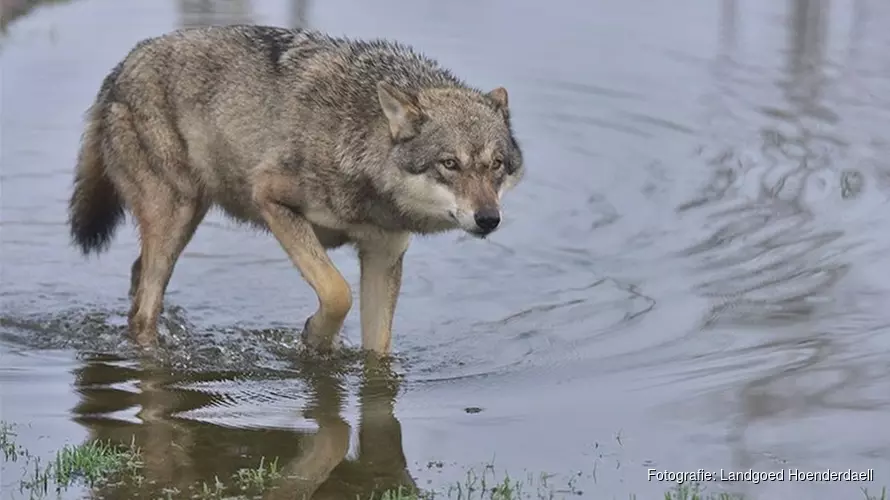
2;0;890;499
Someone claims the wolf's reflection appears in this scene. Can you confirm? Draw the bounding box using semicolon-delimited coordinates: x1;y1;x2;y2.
268;357;417;499
72;353;416;499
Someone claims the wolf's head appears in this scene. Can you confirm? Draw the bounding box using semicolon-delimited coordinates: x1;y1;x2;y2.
377;81;524;237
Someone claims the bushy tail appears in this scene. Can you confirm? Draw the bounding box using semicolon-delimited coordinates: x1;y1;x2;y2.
68;103;125;256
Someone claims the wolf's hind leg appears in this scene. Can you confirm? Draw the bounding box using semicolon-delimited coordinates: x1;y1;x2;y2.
103;101;209;346
252;169;353;351
129;197;209;346
129;255;142;299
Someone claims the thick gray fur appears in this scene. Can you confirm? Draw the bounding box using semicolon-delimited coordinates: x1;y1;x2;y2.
67;24;525;354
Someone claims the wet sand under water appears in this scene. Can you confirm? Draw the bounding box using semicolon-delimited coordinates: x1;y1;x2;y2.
2;0;890;499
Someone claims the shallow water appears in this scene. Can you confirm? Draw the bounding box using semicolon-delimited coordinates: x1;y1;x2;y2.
2;0;890;499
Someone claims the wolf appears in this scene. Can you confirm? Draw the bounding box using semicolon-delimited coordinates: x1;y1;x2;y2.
67;25;525;355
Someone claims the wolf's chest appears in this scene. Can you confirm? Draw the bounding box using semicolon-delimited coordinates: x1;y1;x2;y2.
302;204;349;230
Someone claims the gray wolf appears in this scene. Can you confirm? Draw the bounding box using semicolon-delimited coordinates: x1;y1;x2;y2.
67;25;525;355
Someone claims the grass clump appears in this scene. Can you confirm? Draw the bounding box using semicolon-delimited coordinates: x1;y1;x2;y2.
233;455;283;491
1;421;28;461
439;463;578;499
51;436;142;488
862;486;888;500
658;482;742;500
15;435;142;497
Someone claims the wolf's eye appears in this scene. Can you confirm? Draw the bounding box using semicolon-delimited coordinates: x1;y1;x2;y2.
491;159;504;171
440;159;459;171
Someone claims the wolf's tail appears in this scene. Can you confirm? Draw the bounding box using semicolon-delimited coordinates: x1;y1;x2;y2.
68;101;125;256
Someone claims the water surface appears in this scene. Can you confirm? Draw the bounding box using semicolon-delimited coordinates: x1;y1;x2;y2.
2;0;890;499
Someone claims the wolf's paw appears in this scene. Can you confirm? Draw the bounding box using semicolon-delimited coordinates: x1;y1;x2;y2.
300;316;315;343
127;313;160;349
129;325;159;349
300;316;340;352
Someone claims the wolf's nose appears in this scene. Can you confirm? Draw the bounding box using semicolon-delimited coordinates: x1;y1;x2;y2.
474;208;501;232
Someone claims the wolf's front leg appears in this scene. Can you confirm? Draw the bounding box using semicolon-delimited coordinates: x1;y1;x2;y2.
358;233;411;355
253;169;353;351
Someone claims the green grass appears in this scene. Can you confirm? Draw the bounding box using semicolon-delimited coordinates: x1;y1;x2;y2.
1;421;885;499
9;432;143;497
402;463;583;499
656;483;741;500
862;486;888;500
52;437;142;488
0;421;293;500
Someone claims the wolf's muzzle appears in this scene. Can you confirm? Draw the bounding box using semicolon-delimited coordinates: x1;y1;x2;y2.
473;207;501;234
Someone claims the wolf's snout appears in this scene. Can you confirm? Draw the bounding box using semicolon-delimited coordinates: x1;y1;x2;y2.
473;207;501;233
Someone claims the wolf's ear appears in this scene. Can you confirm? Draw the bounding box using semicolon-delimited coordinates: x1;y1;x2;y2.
486;87;509;115
377;81;423;142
